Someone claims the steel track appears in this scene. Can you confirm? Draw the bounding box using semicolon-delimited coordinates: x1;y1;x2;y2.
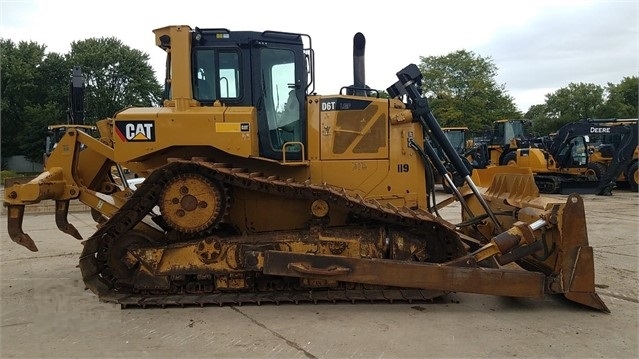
79;159;466;307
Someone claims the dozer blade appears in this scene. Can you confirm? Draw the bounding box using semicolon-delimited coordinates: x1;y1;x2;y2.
468;168;609;312
553;194;610;312
563;246;610;312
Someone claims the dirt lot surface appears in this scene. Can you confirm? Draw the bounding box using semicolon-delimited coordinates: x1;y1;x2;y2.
1;190;637;358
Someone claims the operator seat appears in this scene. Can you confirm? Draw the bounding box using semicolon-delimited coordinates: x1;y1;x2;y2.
278;90;300;142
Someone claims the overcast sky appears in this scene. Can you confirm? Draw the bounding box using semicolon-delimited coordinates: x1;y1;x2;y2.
1;0;637;112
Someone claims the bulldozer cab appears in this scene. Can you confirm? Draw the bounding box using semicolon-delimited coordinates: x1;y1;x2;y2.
162;27;312;161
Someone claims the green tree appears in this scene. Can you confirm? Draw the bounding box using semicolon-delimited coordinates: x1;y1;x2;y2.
1;39;41;162
1;39;68;165
18;52;68;163
524;104;554;135
543;82;606;131
525;77;637;134
1;36;163;166
417;50;522;132
600;76;638;118
66;37;162;123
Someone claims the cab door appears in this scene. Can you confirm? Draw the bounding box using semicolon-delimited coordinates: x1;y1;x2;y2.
252;46;306;161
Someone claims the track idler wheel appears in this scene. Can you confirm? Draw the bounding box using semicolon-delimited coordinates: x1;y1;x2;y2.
106;230;153;280
158;173;228;234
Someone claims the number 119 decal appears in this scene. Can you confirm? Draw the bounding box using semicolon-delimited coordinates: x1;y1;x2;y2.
397;164;410;173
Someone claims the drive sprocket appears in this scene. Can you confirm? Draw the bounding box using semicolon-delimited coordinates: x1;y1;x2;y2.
158;172;228;233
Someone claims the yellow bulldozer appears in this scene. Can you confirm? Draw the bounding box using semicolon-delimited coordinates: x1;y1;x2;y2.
3;25;608;312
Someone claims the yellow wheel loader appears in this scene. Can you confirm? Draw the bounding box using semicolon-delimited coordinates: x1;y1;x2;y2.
471;119;535;168
3;25;608;312
431;127;473;193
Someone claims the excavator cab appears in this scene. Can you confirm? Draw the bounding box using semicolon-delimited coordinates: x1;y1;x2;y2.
43;67;97;164
555;135;589;168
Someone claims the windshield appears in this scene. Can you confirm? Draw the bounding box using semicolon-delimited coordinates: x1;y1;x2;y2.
444;130;466;153
505;121;525;141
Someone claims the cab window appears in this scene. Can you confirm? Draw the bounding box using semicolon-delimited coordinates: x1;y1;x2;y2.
260;48;300;151
193;49;241;102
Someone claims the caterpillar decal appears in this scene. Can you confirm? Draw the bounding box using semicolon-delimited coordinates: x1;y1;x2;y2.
115;120;155;142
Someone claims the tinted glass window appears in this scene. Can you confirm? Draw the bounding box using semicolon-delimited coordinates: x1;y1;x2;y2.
193;49;241;101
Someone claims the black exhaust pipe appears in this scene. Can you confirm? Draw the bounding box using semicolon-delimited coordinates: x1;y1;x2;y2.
353;32;366;96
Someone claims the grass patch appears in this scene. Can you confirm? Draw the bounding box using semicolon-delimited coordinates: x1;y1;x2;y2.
0;170;19;182
1;170;40;183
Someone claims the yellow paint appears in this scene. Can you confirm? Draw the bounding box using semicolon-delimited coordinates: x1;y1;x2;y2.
216;122;244;133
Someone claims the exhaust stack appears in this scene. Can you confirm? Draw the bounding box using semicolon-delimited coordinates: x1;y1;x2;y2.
353;32;366;96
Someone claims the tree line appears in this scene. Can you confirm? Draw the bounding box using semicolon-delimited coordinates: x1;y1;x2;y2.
1;37;163;166
1;37;636;167
418;50;637;137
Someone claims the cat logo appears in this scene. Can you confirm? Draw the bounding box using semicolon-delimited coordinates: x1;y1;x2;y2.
115;120;155;142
